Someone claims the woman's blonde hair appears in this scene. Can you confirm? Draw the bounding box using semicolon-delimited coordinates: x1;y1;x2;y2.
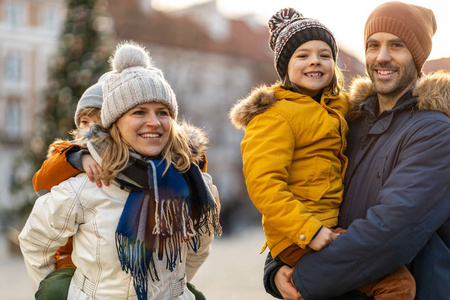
98;119;192;182
282;63;344;95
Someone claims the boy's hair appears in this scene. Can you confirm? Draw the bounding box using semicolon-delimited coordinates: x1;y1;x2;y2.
70;107;101;139
282;63;344;95
75;107;101;125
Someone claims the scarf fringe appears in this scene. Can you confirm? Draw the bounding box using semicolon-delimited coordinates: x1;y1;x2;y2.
115;233;159;300
114;159;222;299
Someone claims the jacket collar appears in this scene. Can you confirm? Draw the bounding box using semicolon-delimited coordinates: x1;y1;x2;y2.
347;71;450;121
360;90;415;119
229;83;338;130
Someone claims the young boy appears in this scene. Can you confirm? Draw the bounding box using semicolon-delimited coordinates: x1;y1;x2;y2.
32;79;104;300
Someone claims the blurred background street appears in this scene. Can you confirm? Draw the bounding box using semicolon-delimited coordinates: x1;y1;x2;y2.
0;1;448;299
0;226;273;300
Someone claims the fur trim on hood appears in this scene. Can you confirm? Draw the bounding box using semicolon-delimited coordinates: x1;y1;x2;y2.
229;85;277;130
347;70;450;121
178;121;209;166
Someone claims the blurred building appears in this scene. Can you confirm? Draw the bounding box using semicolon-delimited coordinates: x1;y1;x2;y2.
0;0;66;211
107;0;368;230
423;57;450;74
0;0;368;231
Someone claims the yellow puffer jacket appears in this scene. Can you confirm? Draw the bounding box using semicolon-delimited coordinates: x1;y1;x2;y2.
230;85;349;258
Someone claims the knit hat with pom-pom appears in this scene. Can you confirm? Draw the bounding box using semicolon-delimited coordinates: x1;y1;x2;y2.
101;41;178;128
268;8;338;79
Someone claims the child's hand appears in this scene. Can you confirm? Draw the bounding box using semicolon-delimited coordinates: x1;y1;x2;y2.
308;227;339;251
81;154;108;187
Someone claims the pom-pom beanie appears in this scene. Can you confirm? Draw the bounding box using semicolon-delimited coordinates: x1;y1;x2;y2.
101;41;178;128
268;8;338;79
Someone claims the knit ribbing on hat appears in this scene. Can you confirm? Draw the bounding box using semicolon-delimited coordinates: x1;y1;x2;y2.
268;8;338;79
276;24;337;79
101;42;178;128
364;2;437;74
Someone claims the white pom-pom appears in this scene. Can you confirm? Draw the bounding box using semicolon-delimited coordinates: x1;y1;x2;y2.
111;41;153;72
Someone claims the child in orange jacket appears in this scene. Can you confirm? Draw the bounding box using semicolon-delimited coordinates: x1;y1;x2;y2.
31;79;105;300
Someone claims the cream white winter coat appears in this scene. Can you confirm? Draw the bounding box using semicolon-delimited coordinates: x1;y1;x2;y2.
19;172;218;299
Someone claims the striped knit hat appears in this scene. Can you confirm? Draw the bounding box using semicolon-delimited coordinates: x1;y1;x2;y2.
268;8;338;79
365;2;437;75
101;41;178;128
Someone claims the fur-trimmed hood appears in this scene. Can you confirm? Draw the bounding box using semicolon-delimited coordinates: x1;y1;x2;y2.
229;85;279;130
230;71;450;129
178;121;209;166
347;70;450;121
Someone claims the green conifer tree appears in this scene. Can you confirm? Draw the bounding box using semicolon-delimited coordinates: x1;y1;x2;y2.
8;0;114;218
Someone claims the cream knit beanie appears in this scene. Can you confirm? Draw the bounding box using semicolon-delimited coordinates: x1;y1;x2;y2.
101;42;178;128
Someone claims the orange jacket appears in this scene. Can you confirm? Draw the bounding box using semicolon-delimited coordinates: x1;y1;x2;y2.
33;141;84;269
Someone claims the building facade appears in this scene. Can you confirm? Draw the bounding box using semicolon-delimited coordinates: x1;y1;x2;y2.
0;0;65;210
0;0;369;231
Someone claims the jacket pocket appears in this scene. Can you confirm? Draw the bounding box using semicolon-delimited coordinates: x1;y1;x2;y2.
306;157;331;202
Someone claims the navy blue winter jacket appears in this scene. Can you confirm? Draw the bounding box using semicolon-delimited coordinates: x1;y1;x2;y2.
264;73;450;300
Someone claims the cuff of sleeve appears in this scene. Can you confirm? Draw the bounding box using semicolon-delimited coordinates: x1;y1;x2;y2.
66;148;89;171
264;253;286;299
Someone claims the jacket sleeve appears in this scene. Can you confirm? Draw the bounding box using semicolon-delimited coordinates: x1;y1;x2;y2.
32;143;83;196
263;252;285;299
18;179;82;291
185;172;218;281
241;110;322;250
292;118;450;299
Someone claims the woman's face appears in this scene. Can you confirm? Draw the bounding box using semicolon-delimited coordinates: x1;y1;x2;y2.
116;102;172;157
287;40;335;97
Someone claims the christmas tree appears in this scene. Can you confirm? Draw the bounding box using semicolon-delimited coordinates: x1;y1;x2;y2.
9;0;114;216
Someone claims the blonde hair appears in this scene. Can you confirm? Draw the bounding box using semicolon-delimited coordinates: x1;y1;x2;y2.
98;119;192;182
70;107;102;139
282;63;344;96
76;107;101;127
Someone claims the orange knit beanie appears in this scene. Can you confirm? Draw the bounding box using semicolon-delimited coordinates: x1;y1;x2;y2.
364;1;437;74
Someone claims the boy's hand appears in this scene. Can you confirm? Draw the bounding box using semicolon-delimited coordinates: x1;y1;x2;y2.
308;227;339;251
81;154;108;187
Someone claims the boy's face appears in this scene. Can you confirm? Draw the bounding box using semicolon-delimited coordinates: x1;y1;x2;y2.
79;114;100;130
286;40;335;98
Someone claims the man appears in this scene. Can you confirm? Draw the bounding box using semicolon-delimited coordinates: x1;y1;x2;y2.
263;2;449;299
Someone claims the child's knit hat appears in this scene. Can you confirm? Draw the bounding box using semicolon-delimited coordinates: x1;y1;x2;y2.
268;8;338;80
74;81;103;127
364;1;437;75
101;41;178;128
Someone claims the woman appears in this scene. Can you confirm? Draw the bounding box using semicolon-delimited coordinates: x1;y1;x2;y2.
19;42;221;299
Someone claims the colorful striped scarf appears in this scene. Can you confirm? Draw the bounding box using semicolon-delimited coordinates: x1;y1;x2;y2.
87;127;221;299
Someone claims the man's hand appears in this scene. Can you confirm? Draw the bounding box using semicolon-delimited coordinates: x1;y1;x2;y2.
81;154;108;187
274;265;304;300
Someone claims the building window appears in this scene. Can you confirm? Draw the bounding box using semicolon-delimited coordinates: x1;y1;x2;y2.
42;6;59;31
4;53;22;82
5;3;25;28
5;101;21;140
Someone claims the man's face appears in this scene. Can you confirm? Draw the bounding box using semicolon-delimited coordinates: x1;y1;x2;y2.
365;32;418;98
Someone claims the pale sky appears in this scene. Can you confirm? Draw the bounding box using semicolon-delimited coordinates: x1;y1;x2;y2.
152;0;450;62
